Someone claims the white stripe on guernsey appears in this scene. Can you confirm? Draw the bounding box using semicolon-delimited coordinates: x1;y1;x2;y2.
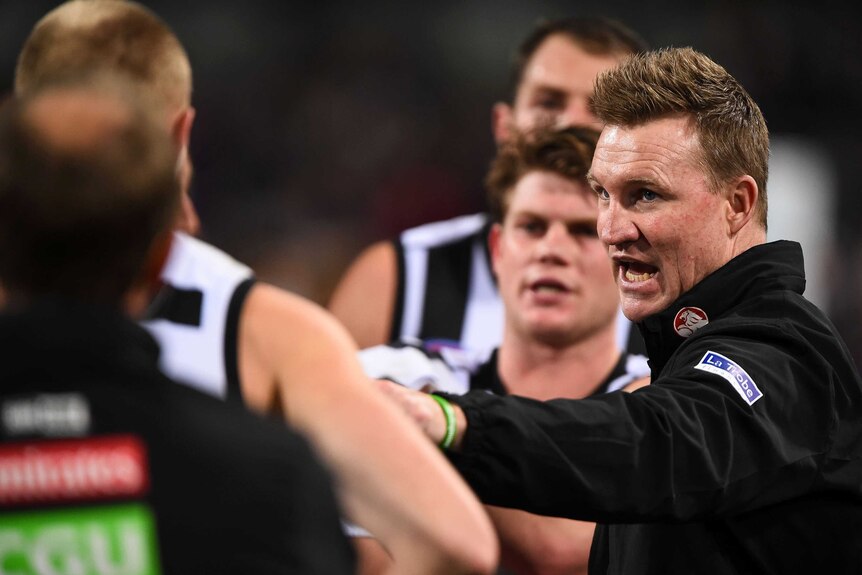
460;238;504;358
399;213;488;339
401;213;488;248
141;232;252;398
606;353;651;392
399;246;428;339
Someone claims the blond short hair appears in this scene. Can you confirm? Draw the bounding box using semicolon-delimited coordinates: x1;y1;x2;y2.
15;0;192;115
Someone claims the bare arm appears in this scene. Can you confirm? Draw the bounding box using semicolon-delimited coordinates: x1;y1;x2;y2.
240;284;497;574
328;241;397;348
487;507;592;575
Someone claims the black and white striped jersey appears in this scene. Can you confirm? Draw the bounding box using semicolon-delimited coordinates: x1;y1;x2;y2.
141;232;255;402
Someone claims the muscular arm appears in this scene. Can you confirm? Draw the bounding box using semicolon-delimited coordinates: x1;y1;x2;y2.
239;283;497;574
328;241;397;348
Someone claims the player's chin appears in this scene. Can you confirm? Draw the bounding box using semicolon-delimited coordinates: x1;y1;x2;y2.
526;321;579;346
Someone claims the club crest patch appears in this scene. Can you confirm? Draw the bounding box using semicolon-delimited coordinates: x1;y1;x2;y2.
694;351;763;406
674;307;709;337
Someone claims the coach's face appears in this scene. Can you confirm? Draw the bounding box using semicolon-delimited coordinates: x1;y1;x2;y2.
589;115;738;322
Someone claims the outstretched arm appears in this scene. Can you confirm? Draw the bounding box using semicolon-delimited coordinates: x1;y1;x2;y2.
328;241;397;349
372;377;651;575
239;283;497;574
374;379;469;450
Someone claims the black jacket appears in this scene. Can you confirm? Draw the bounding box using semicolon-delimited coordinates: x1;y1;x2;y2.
448;241;862;574
0;301;354;574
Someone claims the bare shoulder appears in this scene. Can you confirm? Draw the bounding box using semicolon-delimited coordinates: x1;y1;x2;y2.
238;282;364;414
327;241;397;348
243;282;360;364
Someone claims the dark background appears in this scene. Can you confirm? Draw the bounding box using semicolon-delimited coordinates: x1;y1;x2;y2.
2;0;861;361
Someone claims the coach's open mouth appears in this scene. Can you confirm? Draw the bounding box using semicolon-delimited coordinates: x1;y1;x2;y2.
621;261;657;283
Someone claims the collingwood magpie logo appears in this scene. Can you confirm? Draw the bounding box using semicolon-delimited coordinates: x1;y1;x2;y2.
673;307;709;338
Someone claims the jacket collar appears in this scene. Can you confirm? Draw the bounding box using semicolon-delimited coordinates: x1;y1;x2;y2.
637;240;806;375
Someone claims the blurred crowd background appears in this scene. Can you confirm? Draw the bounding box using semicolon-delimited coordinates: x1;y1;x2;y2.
2;0;861;361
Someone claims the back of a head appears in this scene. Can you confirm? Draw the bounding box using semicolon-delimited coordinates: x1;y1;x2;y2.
509;16;649;96
486;126;600;222
14;0;191;115
590;47;770;228
0;77;180;305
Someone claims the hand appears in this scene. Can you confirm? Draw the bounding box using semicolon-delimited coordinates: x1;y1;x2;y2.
374;380;466;450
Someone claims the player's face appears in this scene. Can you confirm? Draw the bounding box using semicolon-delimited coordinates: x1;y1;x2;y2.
511;35;622;133
591;116;735;322
491;171;618;347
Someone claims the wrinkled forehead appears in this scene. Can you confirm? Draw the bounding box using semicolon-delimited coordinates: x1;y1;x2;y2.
591;118;702;182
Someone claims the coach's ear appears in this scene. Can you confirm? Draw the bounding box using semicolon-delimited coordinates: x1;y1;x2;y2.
726;175;758;234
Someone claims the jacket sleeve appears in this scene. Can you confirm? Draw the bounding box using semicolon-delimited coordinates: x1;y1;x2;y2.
446;332;839;523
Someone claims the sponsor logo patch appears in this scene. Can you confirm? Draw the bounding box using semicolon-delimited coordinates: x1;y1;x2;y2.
673;307;709;337
2;394;90;437
0;435;149;506
694;351;763;406
0;503;161;575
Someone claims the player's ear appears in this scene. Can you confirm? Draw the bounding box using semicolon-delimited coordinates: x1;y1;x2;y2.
488;223;503;276
171;106;195;150
171;107;200;235
492;102;514;145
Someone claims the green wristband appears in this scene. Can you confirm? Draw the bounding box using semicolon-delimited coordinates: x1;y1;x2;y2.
429;394;456;450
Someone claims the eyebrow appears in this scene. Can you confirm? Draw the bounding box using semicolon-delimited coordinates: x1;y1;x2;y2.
511;209;597;226
530;85;566;97
585;172;664;192
627;176;664;190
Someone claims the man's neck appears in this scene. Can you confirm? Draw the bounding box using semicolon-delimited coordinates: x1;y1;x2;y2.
496;322;621;401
